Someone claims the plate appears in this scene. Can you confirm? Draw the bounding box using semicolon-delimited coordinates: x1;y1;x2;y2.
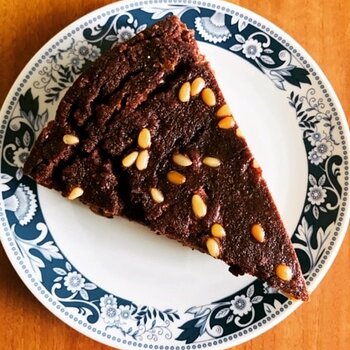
1;0;349;348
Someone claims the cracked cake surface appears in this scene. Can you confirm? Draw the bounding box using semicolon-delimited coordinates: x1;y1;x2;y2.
24;15;308;301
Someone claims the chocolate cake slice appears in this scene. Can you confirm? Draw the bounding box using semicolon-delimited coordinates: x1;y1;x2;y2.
24;16;308;301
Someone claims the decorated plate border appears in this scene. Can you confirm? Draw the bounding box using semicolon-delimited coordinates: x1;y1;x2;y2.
0;0;349;348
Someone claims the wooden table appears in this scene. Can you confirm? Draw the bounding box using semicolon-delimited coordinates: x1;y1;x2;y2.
0;0;349;349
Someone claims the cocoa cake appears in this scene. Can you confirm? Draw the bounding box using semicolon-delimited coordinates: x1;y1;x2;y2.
24;16;308;301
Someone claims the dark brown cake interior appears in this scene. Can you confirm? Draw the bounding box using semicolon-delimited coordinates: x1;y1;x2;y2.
24;16;308;301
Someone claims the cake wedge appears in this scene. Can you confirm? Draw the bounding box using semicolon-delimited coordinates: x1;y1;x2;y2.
24;15;308;301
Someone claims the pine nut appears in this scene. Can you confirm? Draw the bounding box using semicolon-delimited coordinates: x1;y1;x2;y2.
218;116;235;129
201;88;216;107
179;82;191;102
136;150;149;171
236;128;243;138
276;264;293;281
216;104;231;118
191;194;207;218
252;159;260;169
67;187;84;200
150;188;164;203
167;171;186;185
190;77;205;96
211;223;226;239
206;238;220;258
172;153;192;167
203;157;221;168
63;134;79;145
251;223;265;243
138;128;151;149
122;151;139;168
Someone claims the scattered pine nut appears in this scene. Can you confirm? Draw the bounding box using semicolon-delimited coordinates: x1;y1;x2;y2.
179;82;191;102
67;187;84;200
167;170;186;185
172;153;192;167
136;150;150;171
138;128;151;149
203;157;221;168
192;194;207;218
218;116;235;129
206;237;220;258
252;159;260;169
63;134;79;145
216;104;231;118
276;264;293;281
251;223;265;243
236;128;243;138
190;77;205;96
150;188;164;203
201;87;216;107
122;151;139;168
211;223;226;239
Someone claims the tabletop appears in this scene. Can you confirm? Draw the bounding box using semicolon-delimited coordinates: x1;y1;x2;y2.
0;0;349;349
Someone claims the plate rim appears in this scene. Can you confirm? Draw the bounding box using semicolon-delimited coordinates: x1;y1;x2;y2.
0;0;349;349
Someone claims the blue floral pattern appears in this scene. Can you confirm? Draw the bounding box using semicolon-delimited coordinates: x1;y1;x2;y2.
0;1;348;349
33;39;101;104
176;284;271;343
195;12;231;43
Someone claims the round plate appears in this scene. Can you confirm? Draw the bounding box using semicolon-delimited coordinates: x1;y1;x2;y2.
1;0;349;348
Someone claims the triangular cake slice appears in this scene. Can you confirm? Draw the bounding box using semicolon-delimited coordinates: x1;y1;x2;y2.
24;16;308;301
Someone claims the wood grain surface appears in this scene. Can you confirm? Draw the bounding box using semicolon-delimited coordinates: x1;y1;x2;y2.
0;0;349;349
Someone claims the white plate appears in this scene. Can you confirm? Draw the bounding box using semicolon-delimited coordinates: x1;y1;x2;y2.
1;0;349;348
